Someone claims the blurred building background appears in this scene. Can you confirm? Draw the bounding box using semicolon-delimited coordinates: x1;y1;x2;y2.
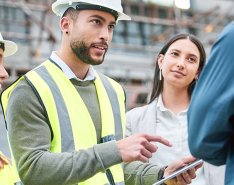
0;0;234;110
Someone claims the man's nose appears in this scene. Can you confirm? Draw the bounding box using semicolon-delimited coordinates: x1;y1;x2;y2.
0;65;9;81
99;27;110;43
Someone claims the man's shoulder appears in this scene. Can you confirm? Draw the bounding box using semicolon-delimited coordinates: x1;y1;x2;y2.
218;22;234;46
98;72;119;84
6;76;34;101
97;72;124;91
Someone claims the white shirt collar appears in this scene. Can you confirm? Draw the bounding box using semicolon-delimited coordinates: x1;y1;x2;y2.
50;51;96;81
156;94;168;111
156;94;188;114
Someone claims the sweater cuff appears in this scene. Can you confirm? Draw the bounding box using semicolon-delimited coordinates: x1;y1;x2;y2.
93;140;122;170
158;165;167;179
157;166;167;185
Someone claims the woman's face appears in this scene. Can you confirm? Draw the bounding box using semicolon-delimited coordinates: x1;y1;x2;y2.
158;39;200;89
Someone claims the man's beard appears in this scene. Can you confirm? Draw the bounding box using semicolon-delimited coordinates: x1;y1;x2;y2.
70;40;107;65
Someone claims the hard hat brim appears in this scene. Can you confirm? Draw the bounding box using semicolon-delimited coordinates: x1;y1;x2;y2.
118;12;131;21
52;1;131;21
2;40;18;57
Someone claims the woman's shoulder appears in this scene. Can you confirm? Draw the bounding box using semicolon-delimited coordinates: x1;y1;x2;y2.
126;99;157;118
125;100;157;134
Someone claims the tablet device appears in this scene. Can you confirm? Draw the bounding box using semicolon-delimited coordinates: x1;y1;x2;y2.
153;159;203;185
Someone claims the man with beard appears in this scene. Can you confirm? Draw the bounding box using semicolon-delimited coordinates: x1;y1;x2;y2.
1;1;198;185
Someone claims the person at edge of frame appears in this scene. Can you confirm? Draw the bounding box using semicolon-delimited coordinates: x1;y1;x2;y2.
188;22;234;185
0;32;23;185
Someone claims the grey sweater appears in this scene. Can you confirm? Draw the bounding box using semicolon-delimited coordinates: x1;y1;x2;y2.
6;78;163;185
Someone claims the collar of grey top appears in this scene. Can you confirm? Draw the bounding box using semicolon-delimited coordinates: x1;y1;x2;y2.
70;78;94;86
48;58;96;85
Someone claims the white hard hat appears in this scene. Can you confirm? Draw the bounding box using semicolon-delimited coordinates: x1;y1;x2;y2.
52;0;131;21
0;32;18;57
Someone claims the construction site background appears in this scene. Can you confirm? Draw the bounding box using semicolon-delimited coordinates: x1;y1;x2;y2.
1;0;234;155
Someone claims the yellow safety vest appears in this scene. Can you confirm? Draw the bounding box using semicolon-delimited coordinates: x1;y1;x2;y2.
2;60;126;185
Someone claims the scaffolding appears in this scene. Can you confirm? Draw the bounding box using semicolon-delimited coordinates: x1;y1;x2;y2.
1;0;234;108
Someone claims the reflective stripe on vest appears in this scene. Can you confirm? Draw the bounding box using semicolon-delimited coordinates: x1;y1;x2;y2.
105;182;125;185
2;60;125;185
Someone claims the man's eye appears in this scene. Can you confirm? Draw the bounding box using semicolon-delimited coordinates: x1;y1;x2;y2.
92;19;100;24
109;25;115;30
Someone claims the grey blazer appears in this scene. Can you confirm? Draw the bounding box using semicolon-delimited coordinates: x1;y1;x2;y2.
126;99;225;185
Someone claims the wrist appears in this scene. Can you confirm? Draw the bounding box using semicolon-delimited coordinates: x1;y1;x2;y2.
159;166;168;185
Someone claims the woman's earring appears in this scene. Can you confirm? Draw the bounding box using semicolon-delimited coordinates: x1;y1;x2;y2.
159;68;162;81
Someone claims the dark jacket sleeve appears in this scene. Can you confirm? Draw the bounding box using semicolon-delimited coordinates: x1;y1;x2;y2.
188;22;234;166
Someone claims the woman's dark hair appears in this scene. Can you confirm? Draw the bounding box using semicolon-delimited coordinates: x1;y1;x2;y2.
149;33;206;104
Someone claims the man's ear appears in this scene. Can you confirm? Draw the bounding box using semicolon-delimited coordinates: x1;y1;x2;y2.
60;16;70;34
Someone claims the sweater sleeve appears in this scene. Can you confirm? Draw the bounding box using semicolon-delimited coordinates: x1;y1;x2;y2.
124;161;164;185
125;106;165;184
6;80;122;185
188;22;234;166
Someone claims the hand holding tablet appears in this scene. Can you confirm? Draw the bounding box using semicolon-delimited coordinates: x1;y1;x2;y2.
153;158;203;185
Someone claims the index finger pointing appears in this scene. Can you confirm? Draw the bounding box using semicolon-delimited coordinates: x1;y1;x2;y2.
144;134;172;147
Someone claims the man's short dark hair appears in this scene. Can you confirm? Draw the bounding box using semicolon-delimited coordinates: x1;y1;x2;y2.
62;7;79;21
0;42;5;51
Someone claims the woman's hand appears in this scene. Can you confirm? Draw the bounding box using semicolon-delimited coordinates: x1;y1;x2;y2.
164;156;203;185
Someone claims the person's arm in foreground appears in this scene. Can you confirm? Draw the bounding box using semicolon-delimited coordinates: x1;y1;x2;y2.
124;155;201;185
7;80;171;185
188;22;234;165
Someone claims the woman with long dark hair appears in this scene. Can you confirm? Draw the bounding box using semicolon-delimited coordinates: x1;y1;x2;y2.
125;33;225;185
